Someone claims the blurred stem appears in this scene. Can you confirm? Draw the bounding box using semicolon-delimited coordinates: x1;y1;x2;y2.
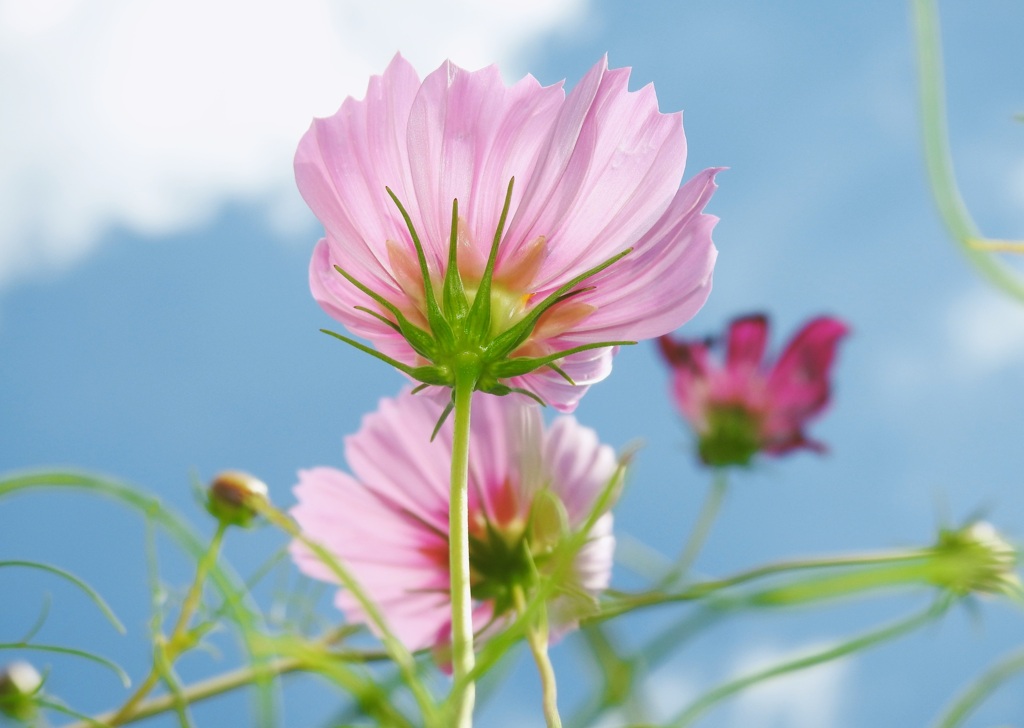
62;629;383;728
912;0;1024;300
254;502;438;726
513;586;561;728
669;597;953;727
933;644;1024;728
659;470;728;588
106;523;227;726
597;547;932;620
448;372;477;728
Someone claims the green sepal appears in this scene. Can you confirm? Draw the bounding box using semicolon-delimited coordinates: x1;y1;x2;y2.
442;198;470;327
385;187;455;351
466;178;515;345
430;400;455;442
332;265;437;358
320;329;419;377
486;248;632;360
489;340;636;380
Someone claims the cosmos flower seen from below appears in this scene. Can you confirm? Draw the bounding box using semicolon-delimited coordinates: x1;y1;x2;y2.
289;389;620;654
658;314;849;467
296;55;719;412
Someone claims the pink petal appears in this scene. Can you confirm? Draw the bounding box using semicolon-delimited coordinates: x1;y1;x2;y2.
559;168;720;342
726;314;769;371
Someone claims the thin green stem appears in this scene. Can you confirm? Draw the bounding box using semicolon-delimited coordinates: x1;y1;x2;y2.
107;524;228;726
447;370;477;727
933;644;1024;728
659;470;728;589
253;502;438;726
62;630;380;728
513;586;562;728
912;0;1024;301
669;597;952;727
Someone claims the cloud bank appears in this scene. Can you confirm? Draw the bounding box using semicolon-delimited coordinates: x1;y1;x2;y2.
0;0;586;287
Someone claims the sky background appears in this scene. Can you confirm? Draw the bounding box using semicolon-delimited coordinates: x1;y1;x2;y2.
2;1;1024;726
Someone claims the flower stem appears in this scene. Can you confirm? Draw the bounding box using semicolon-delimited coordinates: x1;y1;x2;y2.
933;644;1024;728
448;371;477;727
107;523;227;725
669;597;952;727
660;469;728;588
513;586;562;728
912;0;1024;300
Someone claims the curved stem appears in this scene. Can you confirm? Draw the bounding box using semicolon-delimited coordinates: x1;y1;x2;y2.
933;644;1024;728
659;470;728;588
254;503;438;725
912;0;1024;300
448;372;477;727
669;597;952;727
513;586;561;728
107;524;227;726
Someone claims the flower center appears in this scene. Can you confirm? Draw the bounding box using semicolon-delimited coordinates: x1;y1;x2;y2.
698;404;762;467
468;518;533;617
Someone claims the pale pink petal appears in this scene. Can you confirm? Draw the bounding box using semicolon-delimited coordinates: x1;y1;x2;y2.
505;59;687;287
560;168;720;342
407;61;564;265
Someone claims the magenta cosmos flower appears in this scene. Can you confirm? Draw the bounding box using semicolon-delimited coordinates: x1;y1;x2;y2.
658;314;849;467
296;55;719;412
289;389;619;653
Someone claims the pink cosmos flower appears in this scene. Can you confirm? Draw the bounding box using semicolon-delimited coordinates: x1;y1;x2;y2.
658;314;849;467
289;389;619;654
296;55;719;412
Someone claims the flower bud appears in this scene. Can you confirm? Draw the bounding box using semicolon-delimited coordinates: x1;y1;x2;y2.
206;470;269;527
929;521;1021;599
0;661;42;721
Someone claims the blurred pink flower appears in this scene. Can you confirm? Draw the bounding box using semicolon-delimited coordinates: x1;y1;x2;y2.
296;55;719;411
658;314;849;467
289;389;619;654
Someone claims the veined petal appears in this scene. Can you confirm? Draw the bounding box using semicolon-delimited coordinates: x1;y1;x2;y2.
507;59;688;289
556;168;720;343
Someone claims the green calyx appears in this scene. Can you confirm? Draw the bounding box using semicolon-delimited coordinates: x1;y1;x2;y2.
926;522;1022;599
321;178;635;411
697;405;763;468
468;488;575;619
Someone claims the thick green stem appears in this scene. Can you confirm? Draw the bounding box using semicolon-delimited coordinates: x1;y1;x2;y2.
513;586;561;728
448;371;477;727
659;470;728;588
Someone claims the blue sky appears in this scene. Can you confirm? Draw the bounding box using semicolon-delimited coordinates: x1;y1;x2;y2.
2;1;1024;726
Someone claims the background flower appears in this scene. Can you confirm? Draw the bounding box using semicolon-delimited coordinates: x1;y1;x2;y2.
297;55;718;410
659;315;849;467
290;389;619;652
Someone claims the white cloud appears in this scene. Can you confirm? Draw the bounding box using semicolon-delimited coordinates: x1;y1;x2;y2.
946;284;1024;375
0;0;587;288
729;643;850;728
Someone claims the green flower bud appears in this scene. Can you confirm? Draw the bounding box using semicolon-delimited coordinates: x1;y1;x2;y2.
929;521;1021;599
0;661;42;721
206;470;269;527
